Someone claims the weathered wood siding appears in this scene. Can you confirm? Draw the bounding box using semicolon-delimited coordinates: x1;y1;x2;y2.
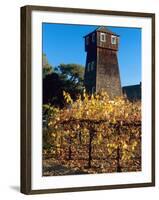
96;48;122;98
97;31;119;50
84;46;97;93
84;27;122;98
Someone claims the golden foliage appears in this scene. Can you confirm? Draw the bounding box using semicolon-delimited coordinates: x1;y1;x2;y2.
43;90;141;173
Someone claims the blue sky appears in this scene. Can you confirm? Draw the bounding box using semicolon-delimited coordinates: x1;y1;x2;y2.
42;23;141;87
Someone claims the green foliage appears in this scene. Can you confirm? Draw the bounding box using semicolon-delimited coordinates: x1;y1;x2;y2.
43;104;59;149
55;63;84;91
43;62;85;107
42;53;53;78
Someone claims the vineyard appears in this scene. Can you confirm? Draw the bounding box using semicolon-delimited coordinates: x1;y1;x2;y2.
43;90;141;176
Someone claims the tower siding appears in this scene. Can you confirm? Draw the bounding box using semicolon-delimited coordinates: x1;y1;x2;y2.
97;31;119;51
96;48;122;98
84;27;122;98
84;47;97;93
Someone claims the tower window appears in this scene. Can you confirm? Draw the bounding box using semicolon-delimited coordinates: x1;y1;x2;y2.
111;35;117;44
92;33;95;42
92;86;95;94
86;36;89;45
87;63;91;72
100;33;106;42
91;61;95;71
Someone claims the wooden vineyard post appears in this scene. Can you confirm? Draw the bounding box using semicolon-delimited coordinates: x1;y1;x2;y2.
116;124;121;172
88;130;93;168
68;135;72;160
116;146;121;172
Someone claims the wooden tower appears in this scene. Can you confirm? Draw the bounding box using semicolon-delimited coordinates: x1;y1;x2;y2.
84;26;122;98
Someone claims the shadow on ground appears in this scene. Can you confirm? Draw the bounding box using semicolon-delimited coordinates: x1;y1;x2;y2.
43;160;88;176
10;185;20;192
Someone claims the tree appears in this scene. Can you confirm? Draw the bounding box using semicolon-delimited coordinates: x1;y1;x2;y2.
43;72;65;107
55;63;84;91
43;53;53;78
43;61;85;107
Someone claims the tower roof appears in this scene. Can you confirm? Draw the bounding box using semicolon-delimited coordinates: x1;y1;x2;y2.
84;26;119;38
96;26;119;36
